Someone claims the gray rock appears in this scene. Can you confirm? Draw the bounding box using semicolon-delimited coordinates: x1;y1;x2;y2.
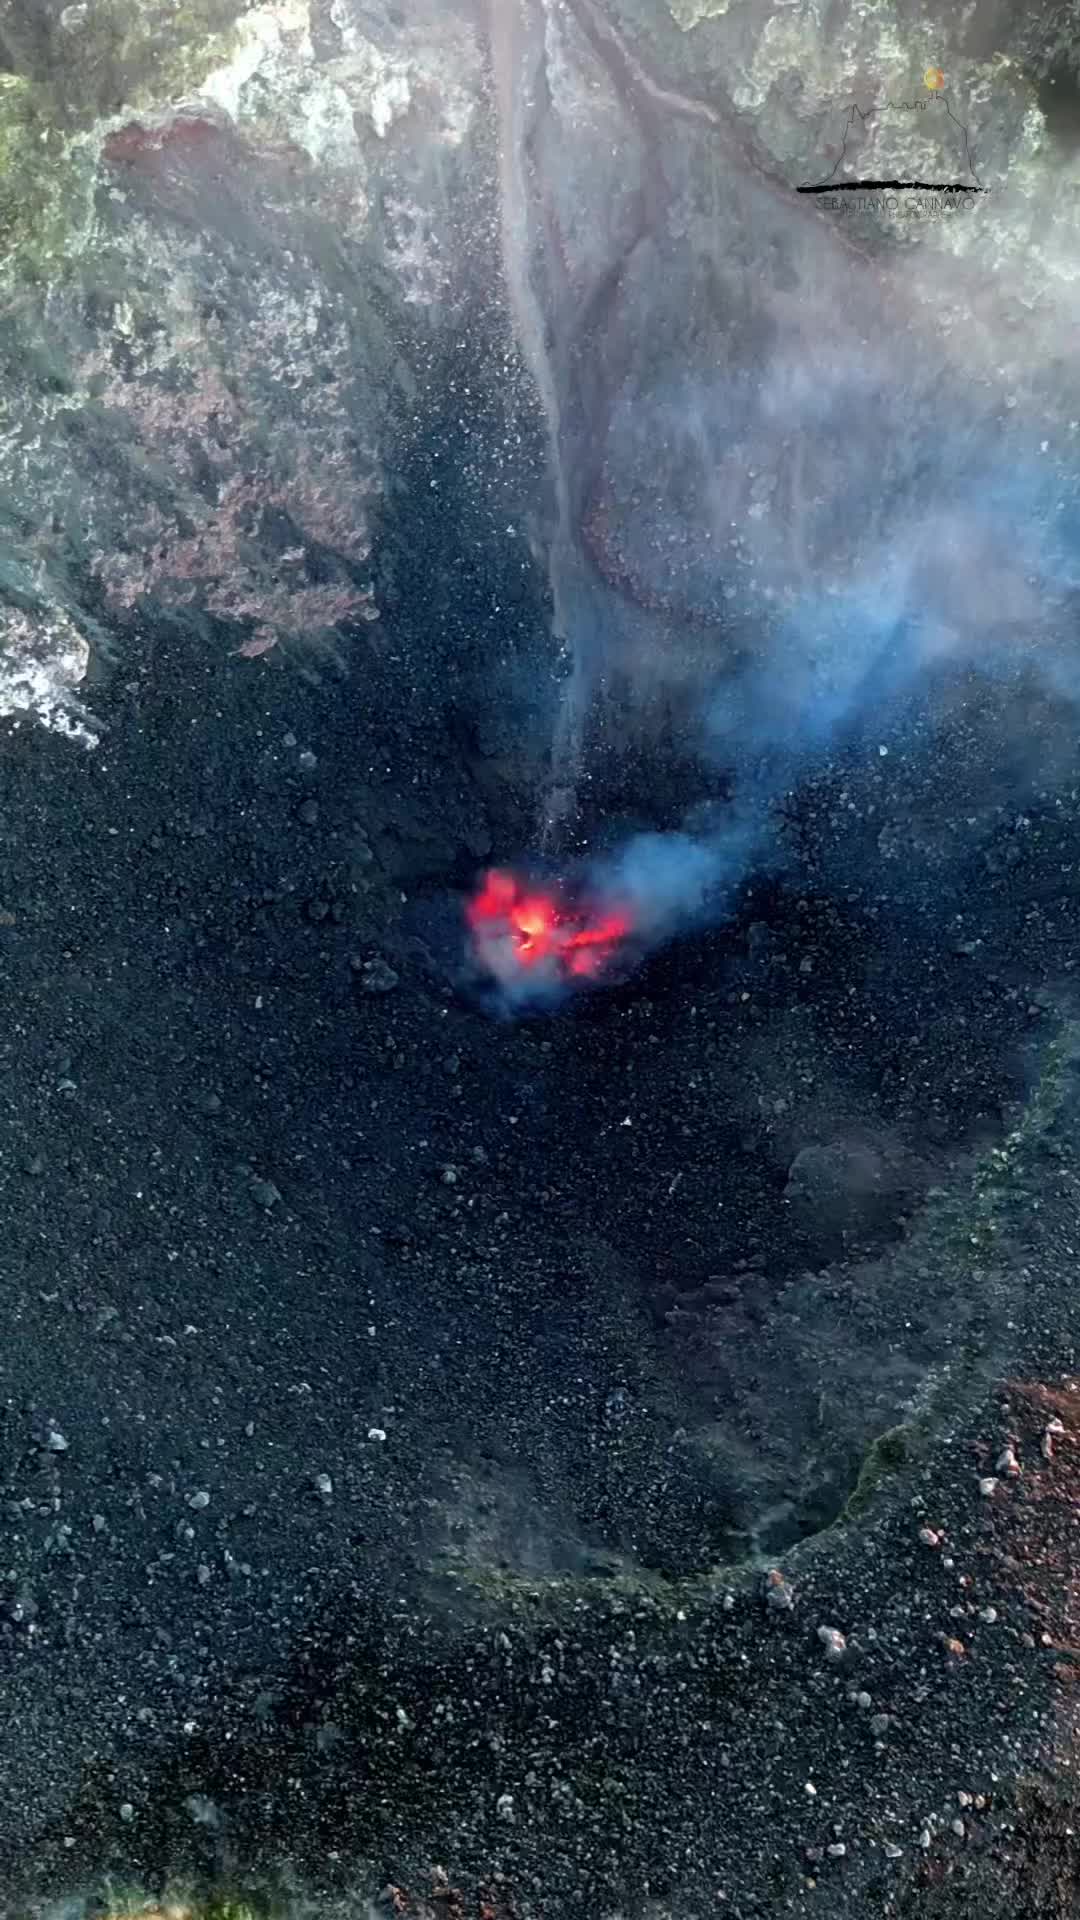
817;1626;847;1662
185;1793;224;1830
355;957;400;993
764;1569;794;1611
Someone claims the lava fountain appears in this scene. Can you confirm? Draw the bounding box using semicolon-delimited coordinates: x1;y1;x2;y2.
463;824;741;1012
465;866;635;1008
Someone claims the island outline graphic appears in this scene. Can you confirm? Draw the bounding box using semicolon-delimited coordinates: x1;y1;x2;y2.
799;65;985;195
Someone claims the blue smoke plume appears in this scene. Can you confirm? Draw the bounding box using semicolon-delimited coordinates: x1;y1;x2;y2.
471;439;1080;1015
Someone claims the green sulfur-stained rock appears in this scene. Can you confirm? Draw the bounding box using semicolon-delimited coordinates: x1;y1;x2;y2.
0;73;88;281
4;0;250;128
0;0;250;283
843;1422;921;1522
84;1898;271;1920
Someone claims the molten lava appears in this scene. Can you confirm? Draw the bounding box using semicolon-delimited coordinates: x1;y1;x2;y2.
466;867;632;997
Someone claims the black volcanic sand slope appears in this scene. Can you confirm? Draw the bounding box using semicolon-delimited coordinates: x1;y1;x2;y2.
2;395;1080;1915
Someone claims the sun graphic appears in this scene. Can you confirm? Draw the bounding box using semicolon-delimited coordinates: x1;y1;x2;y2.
924;65;945;90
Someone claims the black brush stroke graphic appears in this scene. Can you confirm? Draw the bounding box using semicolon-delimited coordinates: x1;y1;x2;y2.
799;180;985;193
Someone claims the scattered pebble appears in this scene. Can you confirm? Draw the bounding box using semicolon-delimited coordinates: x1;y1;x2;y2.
43;1427;69;1453
978;1476;998;1497
249;1178;281;1210
918;1526;941;1548
996;1445;1021;1477
817;1625;847;1662
187;1490;211;1511
870;1713;890;1736
367;1427;387;1443
826;1842;846;1858
119;1803;134;1824
313;1472;333;1498
884;1842;903;1860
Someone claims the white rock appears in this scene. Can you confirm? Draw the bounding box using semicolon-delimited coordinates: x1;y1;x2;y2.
0;602;97;748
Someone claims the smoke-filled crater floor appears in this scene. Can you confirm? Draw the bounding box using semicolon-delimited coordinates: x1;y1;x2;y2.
6;452;1080;1909
387;656;1068;1576
4;300;1080;1919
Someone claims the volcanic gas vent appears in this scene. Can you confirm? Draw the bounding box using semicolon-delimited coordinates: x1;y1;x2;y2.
462;825;740;1013
465;866;636;1007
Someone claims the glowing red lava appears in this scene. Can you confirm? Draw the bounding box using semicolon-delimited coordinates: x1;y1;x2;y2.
466;867;632;996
